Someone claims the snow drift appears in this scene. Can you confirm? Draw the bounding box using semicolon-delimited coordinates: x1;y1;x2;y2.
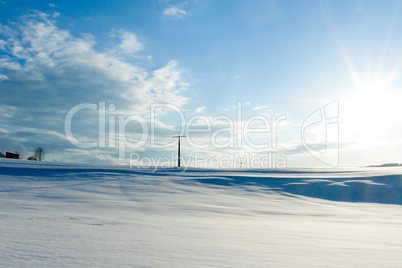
1;159;401;267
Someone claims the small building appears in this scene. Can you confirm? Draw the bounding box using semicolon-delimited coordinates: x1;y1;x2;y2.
6;152;20;159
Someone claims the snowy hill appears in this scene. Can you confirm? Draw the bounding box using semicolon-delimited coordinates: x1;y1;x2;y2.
1;159;401;267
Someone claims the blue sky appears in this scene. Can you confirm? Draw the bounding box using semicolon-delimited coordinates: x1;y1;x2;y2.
0;0;402;167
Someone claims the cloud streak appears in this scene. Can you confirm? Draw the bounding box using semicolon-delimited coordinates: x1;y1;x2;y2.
163;7;187;17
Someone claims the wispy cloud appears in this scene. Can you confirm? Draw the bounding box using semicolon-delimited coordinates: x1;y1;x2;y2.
163;7;187;17
195;106;206;113
253;106;271;111
117;29;143;54
0;11;188;162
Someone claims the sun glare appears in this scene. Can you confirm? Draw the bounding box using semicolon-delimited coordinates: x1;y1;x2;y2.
343;72;401;143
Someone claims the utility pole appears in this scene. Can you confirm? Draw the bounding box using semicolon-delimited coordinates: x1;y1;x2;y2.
173;135;185;167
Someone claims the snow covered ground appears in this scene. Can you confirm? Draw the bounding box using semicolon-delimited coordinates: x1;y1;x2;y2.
0;159;401;267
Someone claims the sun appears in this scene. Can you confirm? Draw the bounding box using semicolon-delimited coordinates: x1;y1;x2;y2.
342;71;401;143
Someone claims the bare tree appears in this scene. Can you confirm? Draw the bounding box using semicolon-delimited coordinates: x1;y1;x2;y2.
34;147;45;161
